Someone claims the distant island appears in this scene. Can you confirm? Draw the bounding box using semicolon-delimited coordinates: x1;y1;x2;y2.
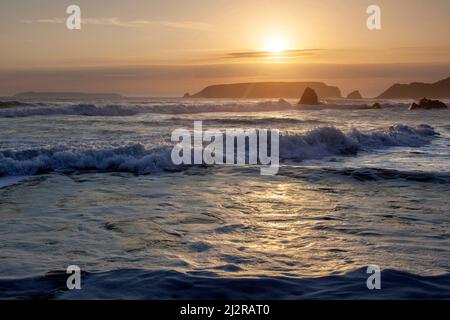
377;77;450;99
185;82;341;99
14;92;124;100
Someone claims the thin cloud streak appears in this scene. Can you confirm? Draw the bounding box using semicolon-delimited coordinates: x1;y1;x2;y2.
226;49;323;59
22;17;211;30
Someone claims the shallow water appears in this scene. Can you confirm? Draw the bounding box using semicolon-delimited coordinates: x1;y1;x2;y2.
0;98;449;299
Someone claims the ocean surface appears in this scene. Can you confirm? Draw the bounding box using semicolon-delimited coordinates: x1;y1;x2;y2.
0;97;449;299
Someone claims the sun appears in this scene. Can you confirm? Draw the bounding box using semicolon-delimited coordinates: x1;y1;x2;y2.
264;34;289;54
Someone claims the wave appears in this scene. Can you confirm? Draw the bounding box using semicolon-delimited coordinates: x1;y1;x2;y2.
0;101;33;109
280;166;450;184
327;167;450;184
0;267;449;299
0;99;408;117
0;103;139;117
0;124;438;177
0;176;34;189
0;100;51;109
168;116;328;126
0;100;294;117
2;98;448;118
0;144;179;177
279;124;437;160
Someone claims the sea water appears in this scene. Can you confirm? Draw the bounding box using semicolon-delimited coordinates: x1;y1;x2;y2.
0;98;449;299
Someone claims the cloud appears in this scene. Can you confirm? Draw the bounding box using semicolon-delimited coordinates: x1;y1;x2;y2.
22;17;211;30
226;49;322;60
156;21;211;30
22;18;65;24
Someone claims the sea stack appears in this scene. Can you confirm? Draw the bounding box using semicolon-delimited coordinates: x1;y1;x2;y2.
183;92;191;98
346;90;363;99
409;97;447;110
298;87;320;105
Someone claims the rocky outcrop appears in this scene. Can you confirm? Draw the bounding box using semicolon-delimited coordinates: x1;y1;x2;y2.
377;77;450;99
183;93;190;98
190;82;341;99
298;87;320;105
346;90;363;99
409;98;447;110
371;102;383;109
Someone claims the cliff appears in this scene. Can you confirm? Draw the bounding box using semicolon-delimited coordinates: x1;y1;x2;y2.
188;82;341;99
377;77;450;99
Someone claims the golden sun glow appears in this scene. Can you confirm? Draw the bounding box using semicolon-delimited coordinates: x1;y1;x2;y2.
264;34;289;54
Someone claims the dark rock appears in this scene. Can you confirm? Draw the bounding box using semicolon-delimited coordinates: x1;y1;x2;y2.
298;87;320;105
409;102;419;110
277;98;290;107
371;102;383;109
346;90;363;99
409;98;447;110
183;92;190;98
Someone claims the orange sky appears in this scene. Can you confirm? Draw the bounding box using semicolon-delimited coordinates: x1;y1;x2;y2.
0;0;449;96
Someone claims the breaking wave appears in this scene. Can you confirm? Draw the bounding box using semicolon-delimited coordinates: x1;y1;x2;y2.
0;103;139;117
0;101;35;109
0;144;179;177
1;98;447;117
279;124;437;160
0;124;438;177
0;100;295;117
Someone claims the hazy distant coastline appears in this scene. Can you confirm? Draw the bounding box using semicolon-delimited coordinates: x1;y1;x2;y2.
13;92;123;100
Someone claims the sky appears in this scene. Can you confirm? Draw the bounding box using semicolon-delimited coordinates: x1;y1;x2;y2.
0;0;449;97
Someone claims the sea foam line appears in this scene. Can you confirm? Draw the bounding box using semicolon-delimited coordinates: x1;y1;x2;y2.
0;124;438;177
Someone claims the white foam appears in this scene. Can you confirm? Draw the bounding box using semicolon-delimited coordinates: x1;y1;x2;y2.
0;100;299;117
0;124;437;177
0;144;177;177
279;124;437;161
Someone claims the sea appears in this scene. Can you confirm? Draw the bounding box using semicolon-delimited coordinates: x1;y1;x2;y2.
0;97;449;299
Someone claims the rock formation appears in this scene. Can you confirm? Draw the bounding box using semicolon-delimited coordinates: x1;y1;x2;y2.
371;102;383;109
298;87;320;105
346;90;363;99
409;98;447;110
